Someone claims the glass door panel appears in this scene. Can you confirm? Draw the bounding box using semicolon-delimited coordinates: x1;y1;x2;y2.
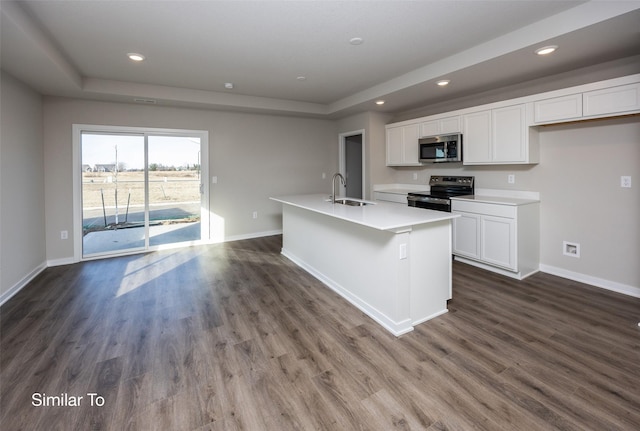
148;135;202;247
81;133;145;256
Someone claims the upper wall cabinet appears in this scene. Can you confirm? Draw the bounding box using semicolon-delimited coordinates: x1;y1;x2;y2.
463;104;539;165
582;83;640;118
420;115;461;137
533;82;640;125
386;123;421;166
385;74;639;166
534;94;582;123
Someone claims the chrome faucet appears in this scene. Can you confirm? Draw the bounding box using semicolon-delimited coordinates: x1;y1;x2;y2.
331;173;346;203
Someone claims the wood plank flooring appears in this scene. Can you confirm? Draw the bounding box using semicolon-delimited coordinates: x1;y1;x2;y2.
1;235;639;430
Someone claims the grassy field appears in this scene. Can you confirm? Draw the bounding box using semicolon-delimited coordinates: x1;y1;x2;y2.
82;170;200;208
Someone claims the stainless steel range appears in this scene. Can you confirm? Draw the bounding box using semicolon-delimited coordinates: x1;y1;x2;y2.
407;176;474;212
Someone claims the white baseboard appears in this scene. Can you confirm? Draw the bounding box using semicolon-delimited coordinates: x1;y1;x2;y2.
454;256;538;280
539;264;640;298
281;247;414;337
0;262;47;306
47;257;76;267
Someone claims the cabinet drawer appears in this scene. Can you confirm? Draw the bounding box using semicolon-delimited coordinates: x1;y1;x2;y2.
452;200;516;218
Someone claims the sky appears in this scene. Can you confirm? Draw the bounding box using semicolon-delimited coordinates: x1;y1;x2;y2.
82;134;201;170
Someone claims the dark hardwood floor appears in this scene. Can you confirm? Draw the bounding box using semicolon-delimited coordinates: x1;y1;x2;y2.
1;235;639;430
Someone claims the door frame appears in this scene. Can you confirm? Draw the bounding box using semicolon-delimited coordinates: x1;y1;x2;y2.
72;124;209;262
338;129;366;199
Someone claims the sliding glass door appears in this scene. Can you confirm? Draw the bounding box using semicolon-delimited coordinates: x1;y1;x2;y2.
78;127;208;258
147;135;202;248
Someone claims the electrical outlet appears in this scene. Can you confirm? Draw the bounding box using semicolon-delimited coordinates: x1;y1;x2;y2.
211;176;218;184
412;173;418;181
252;211;258;219
60;230;68;240
507;174;515;184
322;172;326;179
621;176;632;188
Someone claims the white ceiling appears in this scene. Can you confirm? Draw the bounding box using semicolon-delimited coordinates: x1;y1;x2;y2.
2;1;639;118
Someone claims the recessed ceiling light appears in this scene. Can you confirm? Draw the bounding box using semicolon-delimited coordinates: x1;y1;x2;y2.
127;53;145;62
437;80;450;87
375;100;385;105
224;82;234;89
535;45;557;55
349;37;364;46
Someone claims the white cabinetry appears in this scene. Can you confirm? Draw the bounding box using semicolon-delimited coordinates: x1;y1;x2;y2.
481;215;516;269
583;83;640;118
452;198;539;279
462;104;538;165
462;110;492;163
386;123;421;166
420;115;461;137
452;212;480;259
534;94;582;123
384;74;639;166
533;82;640;125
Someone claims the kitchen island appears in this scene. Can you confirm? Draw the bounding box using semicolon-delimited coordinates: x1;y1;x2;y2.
270;194;459;336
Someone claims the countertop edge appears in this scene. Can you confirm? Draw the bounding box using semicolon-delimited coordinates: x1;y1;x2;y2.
271;194;458;231
450;195;540;206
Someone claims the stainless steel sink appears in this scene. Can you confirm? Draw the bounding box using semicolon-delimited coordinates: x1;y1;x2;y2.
334;198;372;206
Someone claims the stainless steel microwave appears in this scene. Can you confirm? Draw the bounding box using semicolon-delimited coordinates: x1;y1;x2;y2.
419;133;462;163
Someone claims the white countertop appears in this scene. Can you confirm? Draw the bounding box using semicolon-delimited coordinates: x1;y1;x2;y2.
375;188;428;196
373;184;429;195
451;195;539;206
271;194;458;231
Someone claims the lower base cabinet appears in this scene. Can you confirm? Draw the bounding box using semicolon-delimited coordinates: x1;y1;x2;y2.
452;198;539;280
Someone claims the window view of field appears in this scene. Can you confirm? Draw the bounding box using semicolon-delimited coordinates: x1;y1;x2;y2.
81;133;202;255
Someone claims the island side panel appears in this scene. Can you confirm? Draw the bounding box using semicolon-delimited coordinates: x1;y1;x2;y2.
408;220;451;325
281;204;413;335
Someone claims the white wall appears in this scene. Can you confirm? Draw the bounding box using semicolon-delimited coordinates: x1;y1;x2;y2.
0;71;45;302
43;97;337;262
537;117;639;292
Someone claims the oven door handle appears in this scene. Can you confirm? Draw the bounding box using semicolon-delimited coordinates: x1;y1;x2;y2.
408;195;449;204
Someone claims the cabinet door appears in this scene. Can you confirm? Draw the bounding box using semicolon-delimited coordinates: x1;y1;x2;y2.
492;104;526;163
386;124;420;166
420;120;439;137
386;127;404;165
453;212;481;259
402;123;421;164
534;94;582;123
583;83;640;117
440;116;461;134
481;215;516;270
463;110;491;164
